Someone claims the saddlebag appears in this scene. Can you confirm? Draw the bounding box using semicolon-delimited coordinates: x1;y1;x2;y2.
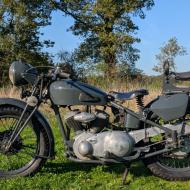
150;93;189;122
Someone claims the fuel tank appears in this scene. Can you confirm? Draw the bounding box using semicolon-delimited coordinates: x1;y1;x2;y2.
49;80;108;106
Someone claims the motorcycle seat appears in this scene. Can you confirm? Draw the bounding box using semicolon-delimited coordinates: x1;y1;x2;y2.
175;71;190;81
110;89;149;101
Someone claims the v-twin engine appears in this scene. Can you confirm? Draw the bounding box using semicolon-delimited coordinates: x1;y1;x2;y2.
73;131;134;160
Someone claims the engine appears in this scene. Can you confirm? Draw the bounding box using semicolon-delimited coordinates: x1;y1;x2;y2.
73;131;134;160
65;110;135;160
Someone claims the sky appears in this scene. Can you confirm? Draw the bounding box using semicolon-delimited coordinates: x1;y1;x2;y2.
40;0;190;75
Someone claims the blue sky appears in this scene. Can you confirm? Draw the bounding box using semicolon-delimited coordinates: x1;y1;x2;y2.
40;0;190;75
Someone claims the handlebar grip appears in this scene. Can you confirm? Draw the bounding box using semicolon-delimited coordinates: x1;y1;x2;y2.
57;72;70;79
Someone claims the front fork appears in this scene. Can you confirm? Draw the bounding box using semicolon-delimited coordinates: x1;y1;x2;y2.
4;97;39;152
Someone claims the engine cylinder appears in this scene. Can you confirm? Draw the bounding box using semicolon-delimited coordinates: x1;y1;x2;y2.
64;111;83;134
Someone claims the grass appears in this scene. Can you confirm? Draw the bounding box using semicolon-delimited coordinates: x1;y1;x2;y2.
1;116;190;190
0;81;190;190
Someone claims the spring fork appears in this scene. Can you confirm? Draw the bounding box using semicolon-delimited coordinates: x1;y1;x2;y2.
5;105;38;151
5;86;39;151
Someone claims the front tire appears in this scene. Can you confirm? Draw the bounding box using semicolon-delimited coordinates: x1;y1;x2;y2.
0;105;49;178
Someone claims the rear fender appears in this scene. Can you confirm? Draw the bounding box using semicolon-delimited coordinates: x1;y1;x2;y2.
0;98;55;158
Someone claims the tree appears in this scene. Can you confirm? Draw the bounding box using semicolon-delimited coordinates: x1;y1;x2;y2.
53;0;154;78
0;0;54;86
153;37;187;73
57;50;86;79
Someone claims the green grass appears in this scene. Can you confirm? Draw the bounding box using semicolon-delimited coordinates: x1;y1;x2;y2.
1;116;190;190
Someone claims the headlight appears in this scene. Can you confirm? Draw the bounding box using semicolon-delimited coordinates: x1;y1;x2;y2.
9;61;37;86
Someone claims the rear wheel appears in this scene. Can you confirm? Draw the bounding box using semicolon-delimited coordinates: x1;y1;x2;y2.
0;106;48;178
144;145;190;180
144;114;190;180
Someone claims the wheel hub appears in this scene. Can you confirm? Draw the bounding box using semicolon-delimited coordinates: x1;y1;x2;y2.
0;130;22;154
167;138;190;159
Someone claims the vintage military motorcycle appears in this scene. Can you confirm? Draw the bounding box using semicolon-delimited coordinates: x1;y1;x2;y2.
1;61;190;181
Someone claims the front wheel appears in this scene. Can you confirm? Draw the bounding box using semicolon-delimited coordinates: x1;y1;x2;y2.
0;105;49;178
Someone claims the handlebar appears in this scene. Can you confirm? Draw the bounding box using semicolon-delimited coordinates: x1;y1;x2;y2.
163;61;190;81
45;67;71;80
25;65;71;80
57;72;71;79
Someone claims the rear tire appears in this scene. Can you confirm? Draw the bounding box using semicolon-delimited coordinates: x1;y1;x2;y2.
0;105;49;178
144;156;190;181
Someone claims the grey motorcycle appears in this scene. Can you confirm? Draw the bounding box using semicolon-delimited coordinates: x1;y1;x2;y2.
0;60;190;182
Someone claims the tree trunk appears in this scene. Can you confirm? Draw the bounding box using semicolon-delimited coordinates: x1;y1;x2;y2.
104;53;116;78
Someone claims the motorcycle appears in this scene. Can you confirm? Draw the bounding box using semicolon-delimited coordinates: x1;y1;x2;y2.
0;60;190;182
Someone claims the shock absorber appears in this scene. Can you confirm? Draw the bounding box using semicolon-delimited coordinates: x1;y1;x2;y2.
136;96;144;111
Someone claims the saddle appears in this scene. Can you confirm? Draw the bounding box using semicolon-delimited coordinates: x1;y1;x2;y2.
110;89;149;101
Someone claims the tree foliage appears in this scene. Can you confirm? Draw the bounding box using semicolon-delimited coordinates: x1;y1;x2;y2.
0;0;54;86
53;0;154;78
153;37;187;73
57;50;86;79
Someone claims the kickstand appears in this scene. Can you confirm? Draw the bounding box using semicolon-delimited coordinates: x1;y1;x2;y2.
122;163;131;185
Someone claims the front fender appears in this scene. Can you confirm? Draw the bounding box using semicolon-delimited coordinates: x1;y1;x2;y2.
0;98;55;158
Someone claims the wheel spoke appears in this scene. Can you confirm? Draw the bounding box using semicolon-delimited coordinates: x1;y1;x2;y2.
22;144;36;150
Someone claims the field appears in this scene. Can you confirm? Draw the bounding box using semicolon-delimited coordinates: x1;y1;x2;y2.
0;83;190;190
